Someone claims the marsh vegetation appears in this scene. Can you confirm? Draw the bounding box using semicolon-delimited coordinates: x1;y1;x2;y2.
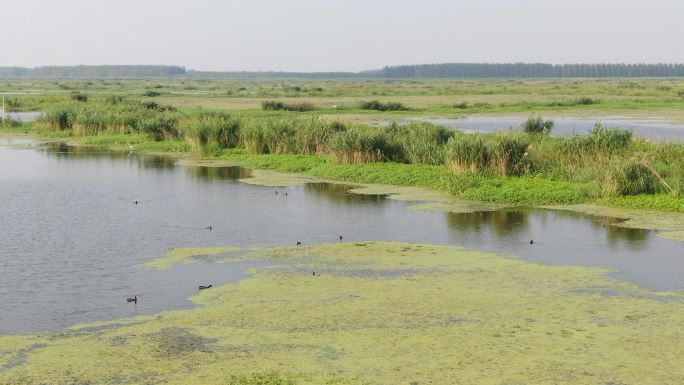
2;77;684;211
22;94;683;209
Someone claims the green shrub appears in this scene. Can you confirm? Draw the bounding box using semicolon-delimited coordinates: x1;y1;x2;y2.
576;97;596;105
522;116;554;134
144;90;161;97
107;95;125;105
261;100;316;112
283;102;315;112
360;100;408;112
262;100;285;110
71;93;88;102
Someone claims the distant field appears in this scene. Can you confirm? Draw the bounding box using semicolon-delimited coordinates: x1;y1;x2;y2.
3;78;684;122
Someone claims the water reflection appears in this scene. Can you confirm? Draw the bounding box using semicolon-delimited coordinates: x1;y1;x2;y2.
304;182;386;204
446;209;652;246
447;210;530;237
185;166;253;181
41;142;176;170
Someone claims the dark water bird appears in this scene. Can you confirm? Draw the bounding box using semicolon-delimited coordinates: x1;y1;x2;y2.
127;295;137;304
207;226;213;230
275;189;278;195
297;241;302;245
312;272;317;276
285;192;288;197
339;235;343;241
134;200;139;205
199;285;213;290
530;240;534;244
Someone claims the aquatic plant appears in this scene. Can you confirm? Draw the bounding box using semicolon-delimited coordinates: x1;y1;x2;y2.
521;116;554;134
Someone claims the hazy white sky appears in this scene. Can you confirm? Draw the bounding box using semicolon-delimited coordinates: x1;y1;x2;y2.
2;0;683;71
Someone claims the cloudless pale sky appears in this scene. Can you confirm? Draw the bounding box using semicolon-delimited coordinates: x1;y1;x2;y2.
2;0;683;71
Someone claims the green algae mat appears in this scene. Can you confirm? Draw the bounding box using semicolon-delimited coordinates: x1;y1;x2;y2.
2;242;684;385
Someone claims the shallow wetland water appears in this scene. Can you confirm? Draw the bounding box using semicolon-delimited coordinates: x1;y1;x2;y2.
0;139;682;334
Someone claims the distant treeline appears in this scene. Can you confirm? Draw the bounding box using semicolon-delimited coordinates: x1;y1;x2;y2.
380;63;684;78
3;63;684;79
0;65;186;78
185;70;365;79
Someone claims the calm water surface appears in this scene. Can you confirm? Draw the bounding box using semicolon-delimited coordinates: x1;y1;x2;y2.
0;109;41;122
0;140;682;334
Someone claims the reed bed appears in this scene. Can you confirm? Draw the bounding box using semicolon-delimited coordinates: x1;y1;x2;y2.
35;99;684;199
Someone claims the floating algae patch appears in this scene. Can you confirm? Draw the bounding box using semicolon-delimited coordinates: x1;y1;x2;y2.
3;241;684;384
658;230;684;241
347;184;446;202
140;246;241;270
239;169;320;187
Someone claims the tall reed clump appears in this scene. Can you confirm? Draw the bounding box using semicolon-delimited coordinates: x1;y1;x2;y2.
446;133;531;177
43;106;75;130
522;116;554;134
330;130;396;164
239;119;298;154
556;124;632;159
603;159;659;196
294;118;347;154
385;122;455;165
182;111;241;154
586;123;632;151
446;134;490;174
139;115;179;141
491;134;531;176
39;99;181;139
